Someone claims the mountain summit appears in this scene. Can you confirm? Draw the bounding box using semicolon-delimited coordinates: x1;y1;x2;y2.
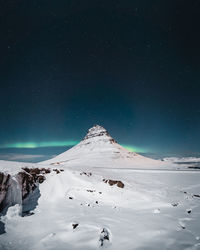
41;125;162;168
83;125;115;142
82;125;116;144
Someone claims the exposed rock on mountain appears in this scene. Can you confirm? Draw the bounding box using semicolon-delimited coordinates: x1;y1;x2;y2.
103;179;125;188
83;125;116;144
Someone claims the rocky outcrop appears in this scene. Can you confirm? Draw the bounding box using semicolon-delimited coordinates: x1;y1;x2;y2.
0;168;51;213
0;173;11;212
17;168;50;200
80;172;92;177
103;179;125;188
83;125;117;144
53;169;64;174
99;228;110;247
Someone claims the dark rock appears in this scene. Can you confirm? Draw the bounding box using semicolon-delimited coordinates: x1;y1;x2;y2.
22;211;35;217
87;189;95;193
72;223;79;229
0;172;11;212
103;179;124;188
22;167;51;175
53;169;61;174
17;171;37;199
193;194;200;198
37;175;46;184
171;202;179;207
80;172;92;177
99;228;110;246
18;167;51;199
69;197;73;200
188;166;200;169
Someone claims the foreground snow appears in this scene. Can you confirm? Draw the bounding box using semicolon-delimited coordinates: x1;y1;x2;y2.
1;164;200;250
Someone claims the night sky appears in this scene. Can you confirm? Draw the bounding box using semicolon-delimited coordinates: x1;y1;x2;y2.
0;0;200;155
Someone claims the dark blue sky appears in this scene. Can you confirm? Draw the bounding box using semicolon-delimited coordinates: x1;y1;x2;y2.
0;0;200;154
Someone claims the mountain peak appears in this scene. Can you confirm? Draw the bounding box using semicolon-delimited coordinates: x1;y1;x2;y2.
83;125;116;143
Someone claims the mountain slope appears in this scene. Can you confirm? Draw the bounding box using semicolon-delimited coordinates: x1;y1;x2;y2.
41;125;165;169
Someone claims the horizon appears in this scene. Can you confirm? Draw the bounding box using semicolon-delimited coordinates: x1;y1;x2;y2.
0;124;199;157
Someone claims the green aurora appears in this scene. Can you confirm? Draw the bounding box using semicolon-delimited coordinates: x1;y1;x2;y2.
121;145;147;153
2;141;78;149
0;141;147;153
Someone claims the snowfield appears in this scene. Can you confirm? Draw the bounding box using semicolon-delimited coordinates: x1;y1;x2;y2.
0;125;200;250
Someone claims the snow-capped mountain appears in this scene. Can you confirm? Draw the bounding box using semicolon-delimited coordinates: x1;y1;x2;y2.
1;125;200;250
42;125;163;168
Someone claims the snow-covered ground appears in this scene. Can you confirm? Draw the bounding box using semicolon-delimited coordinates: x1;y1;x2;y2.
0;125;200;250
1;166;200;250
